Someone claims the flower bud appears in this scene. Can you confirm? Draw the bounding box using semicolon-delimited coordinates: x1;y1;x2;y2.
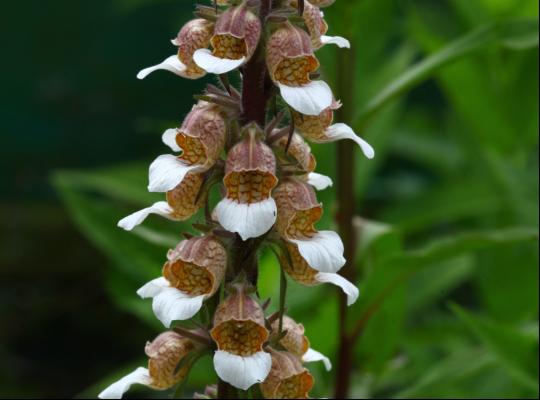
273;132;317;174
260;349;314;399
145;331;196;389
290;0;328;49
163;235;226;297
271;316;309;357
273;178;322;240
215;124;278;240
175;19;215;78
193;4;261;74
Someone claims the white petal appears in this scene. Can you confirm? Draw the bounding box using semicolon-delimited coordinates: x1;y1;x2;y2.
171;38;180;46
303;348;332;371
98;367;152;399
320;35;351;49
162;128;180;152
137;278;205;327
307;172;333;190
316;272;359;306
193;49;246;74
137;55;187;80
213;351;272;391
325;123;375;159
148;154;197;193
278;81;333;116
214;197;277;241
117;202;175;231
290;231;345;273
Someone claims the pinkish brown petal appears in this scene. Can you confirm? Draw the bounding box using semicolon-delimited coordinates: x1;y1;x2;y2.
271;316;310;358
175;19;215;78
166;172;206;220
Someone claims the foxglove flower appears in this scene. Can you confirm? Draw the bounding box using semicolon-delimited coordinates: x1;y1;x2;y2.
99;331;196;399
137;235;226;327
281;241;359;305
214;125;278;240
260;349;315;399
138;19;214;80
273;132;332;190
292;103;375;159
272;315;332;371
290;0;350;49
267;23;333;116
193;3;261;74
118;102;226;230
210;286;271;390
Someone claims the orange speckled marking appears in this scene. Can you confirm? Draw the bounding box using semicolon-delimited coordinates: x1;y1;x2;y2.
285;208;321;239
225;171;277;204
281;243;319;286
166;173;205;220
274;371;314;399
147;335;195;389
274;56;318;86
212;320;267;356
212;34;246;59
292;108;333;141
163;261;213;296
177;133;207;164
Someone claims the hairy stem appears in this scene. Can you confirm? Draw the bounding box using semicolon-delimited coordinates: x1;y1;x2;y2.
334;2;359;398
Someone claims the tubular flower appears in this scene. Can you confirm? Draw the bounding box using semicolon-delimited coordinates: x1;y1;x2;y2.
260;349;315;399
138;19;214;80
281;241;359;305
99;331;196;399
292;103;375;159
266;23;333;116
210;285;271;390
273;132;331;190
137;235;226;327
271;316;332;371
194;3;261;74
118;102;226;230
290;0;350;49
214;125;278;240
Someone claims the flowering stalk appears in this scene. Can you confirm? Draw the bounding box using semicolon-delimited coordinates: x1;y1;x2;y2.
100;0;374;398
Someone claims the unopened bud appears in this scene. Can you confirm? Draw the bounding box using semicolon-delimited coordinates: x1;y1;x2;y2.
271;316;310;357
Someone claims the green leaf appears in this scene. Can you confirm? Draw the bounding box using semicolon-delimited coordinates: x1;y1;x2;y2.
356;18;539;127
450;303;539;392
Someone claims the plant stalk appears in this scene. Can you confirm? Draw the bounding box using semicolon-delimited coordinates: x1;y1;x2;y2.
334;2;359;398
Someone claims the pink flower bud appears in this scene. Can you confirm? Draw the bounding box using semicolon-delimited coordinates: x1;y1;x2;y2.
266;23;319;86
273;132;317;174
163;235;226;297
260;349;314;399
271;316;310;358
145;331;196;389
290;0;328;49
273;178;322;240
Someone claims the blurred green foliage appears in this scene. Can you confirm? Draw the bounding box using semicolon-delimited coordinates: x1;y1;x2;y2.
33;0;539;398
